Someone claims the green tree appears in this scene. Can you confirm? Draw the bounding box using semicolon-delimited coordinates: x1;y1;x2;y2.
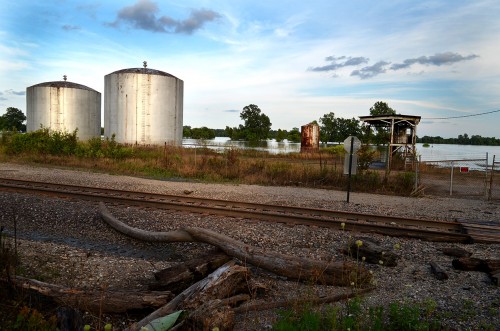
369;101;396;116
367;101;396;145
0;107;26;132
191;127;215;139
228;104;272;142
183;126;192;138
275;129;288;142
287;127;301;143
319;112;362;143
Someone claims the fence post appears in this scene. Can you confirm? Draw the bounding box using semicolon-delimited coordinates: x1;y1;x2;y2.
489;154;495;201
450;161;454;196
415;155;420;191
485;152;489;199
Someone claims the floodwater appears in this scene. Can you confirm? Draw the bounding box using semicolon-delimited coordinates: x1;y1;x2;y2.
182;138;500;162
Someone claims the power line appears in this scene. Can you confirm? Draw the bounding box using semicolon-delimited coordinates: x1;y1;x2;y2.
424;109;500;120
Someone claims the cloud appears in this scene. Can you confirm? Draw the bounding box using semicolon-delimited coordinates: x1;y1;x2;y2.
0;97;7;101
223;109;240;113
308;55;369;72
62;25;81;31
108;0;221;34
391;52;479;70
4;89;26;96
351;61;390;79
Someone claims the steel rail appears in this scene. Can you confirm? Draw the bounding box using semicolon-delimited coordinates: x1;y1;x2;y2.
1;177;498;243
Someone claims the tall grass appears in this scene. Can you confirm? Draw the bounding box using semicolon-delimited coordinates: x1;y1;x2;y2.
0;129;416;195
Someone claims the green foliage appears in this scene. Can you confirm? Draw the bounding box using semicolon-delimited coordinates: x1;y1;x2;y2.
418;134;500;146
12;307;58;331
0;107;26;132
227;104;272;141
3;128;78;156
319;112;362;143
287;127;301;143
357;144;377;172
369;101;396;116
272;298;443;331
393;172;415;193
142;310;184;331
187;127;216;139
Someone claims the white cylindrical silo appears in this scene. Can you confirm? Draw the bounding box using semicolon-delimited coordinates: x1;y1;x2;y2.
26;79;101;141
104;64;184;145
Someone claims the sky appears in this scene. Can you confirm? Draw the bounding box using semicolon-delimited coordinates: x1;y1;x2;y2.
1;0;499;138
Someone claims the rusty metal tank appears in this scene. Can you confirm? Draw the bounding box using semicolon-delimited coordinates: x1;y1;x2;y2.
26;77;101;140
300;123;320;152
104;62;184;145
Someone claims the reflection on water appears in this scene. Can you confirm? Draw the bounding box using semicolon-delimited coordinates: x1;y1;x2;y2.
182;138;500;162
182;137;301;154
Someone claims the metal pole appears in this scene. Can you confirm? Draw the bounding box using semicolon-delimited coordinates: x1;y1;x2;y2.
450;161;454;196
346;137;354;203
488;154;495;201
485;153;489;199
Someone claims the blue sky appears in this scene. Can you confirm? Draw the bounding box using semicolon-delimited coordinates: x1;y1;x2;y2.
1;0;499;138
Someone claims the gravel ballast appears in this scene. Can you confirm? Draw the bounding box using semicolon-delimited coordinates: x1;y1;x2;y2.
0;163;499;330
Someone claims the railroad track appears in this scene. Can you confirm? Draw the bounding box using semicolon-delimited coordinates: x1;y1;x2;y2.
0;177;499;244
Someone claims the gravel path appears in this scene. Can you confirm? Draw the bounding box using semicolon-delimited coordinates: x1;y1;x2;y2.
1;162;499;330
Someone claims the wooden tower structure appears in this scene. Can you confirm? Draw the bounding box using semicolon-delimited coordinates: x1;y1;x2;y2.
359;114;421;170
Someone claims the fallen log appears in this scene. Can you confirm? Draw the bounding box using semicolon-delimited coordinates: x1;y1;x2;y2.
451;257;500;272
342;238;398;267
429;261;448;280
99;203;372;287
1;276;173;313
151;249;231;293
128;261;246;331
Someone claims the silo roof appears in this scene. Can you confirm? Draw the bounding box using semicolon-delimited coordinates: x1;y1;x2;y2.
108;67;179;79
28;81;98;92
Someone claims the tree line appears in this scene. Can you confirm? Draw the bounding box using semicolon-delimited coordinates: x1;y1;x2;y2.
3;104;499;146
418;134;500;146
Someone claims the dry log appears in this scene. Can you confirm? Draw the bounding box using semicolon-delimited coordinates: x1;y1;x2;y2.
342;238;398;267
2;276;173;313
452;257;500;272
484;260;500;272
429;261;448;280
99;202;372;287
128;261;246;331
440;247;472;258
183;299;235;331
150;249;231;292
452;257;488;272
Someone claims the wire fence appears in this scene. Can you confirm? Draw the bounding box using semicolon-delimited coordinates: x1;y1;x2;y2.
488;156;500;200
416;153;500;200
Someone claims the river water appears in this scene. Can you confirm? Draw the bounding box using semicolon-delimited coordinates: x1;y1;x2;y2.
183;138;500;162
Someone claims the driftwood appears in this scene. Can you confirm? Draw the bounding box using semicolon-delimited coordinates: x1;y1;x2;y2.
99;203;372;287
128;261;248;331
2;276;173;313
151;248;231;292
342;238;398;267
429;261;448;280
451;257;500;272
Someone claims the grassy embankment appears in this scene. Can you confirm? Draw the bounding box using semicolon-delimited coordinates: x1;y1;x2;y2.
0;128;415;195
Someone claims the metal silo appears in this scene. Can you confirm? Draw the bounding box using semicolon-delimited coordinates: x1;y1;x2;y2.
300;123;320;152
104;62;183;145
26;76;101;141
